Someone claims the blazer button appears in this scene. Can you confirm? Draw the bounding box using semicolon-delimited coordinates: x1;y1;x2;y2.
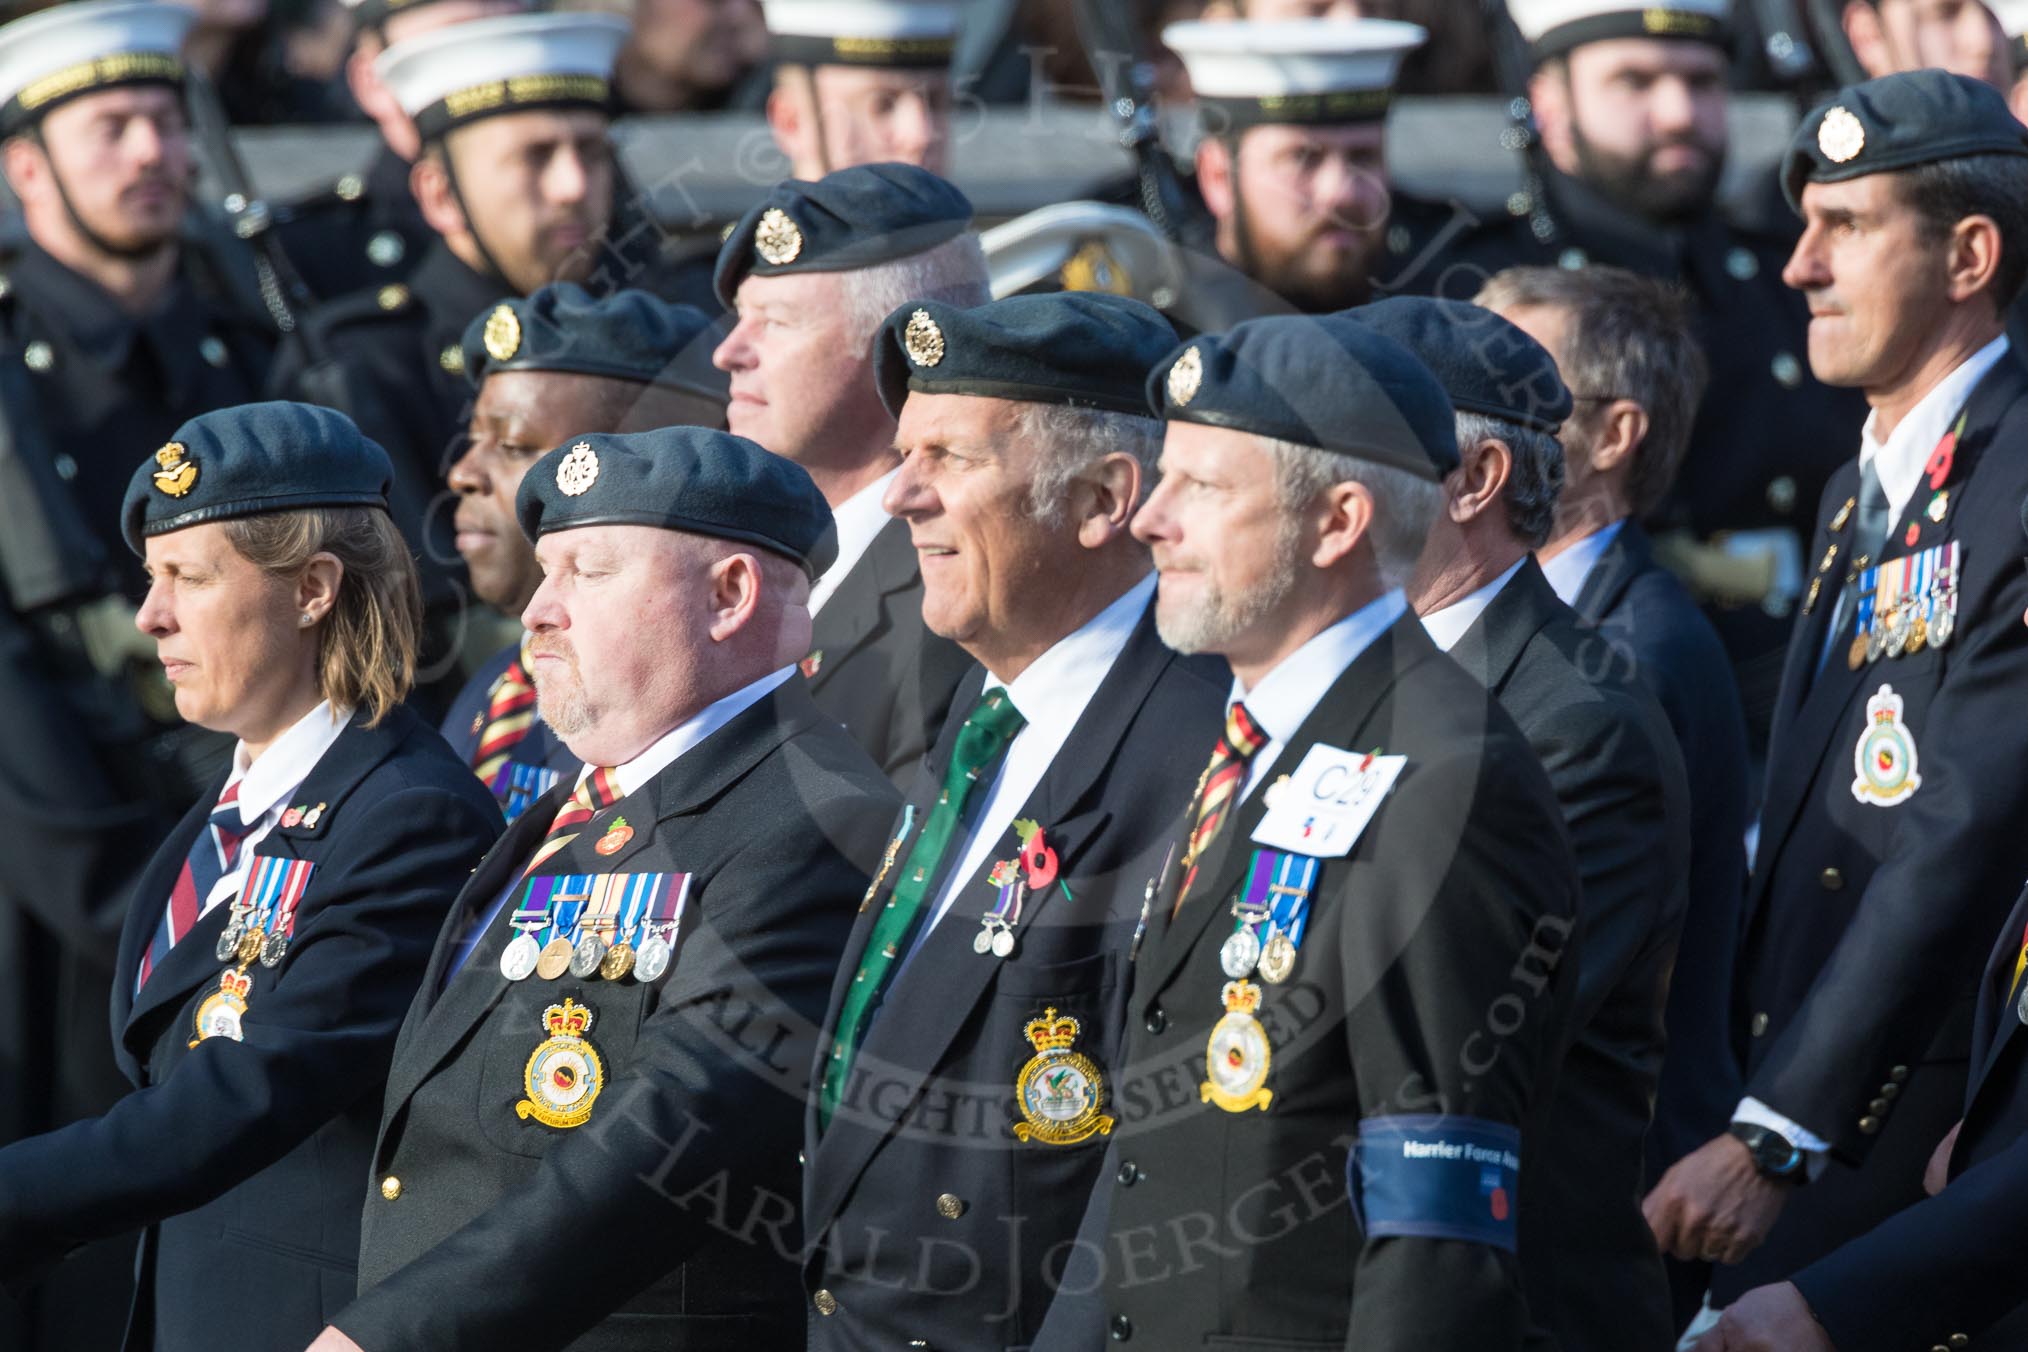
1869;1097;1891;1115
1117;1160;1140;1187
1890;1065;1911;1082
1111;1314;1134;1341
1144;1007;1167;1035
1750;1012;1770;1037
813;1289;838;1316
1858;1116;1882;1135
379;1176;402;1201
1820;868;1843;891
936;1193;965;1220
1880;1083;1901;1100
1951;1335;1971;1348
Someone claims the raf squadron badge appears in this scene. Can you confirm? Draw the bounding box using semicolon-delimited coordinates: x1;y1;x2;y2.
191;969;253;1045
1012;1008;1115;1145
1852;684;1922;807
151;442;197;498
1202;980;1273;1113
517;998;605;1129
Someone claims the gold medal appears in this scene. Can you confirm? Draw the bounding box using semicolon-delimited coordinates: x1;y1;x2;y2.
1201;980;1273;1113
1257;929;1297;984
515;999;604;1129
1847;634;1868;671
1011;1008;1115;1145
599;942;635;982
535;936;574;980
1907;614;1928;654
235;928;264;966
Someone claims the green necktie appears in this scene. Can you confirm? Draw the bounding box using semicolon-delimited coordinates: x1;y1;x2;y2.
819;688;1027;1129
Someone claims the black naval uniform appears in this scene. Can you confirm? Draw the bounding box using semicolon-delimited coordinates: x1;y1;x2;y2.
1791;879;2028;1349
1717;348;2028;1301
1099;612;1581;1348
1402;167;1869;739
804;517;974;787
0;706;501;1352
335;680;899;1352
274;144;434;305
803;599;1226;1347
1445;558;1688;1352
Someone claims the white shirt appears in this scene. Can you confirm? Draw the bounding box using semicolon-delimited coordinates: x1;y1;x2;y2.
900;574;1156;968
1539;519;1624;608
808;469;900;616
574;665;797;797
1859;334;2010;523
202;701;352;918
1230;589;1408;802
1418;558;1527;653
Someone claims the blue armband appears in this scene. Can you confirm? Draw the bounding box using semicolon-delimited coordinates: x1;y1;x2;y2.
1348;1114;1521;1252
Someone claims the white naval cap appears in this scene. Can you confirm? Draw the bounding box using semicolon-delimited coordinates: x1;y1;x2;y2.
1990;0;2028;38
761;1;961;69
1506;0;1731;62
375;10;628;140
1163;18;1426;129
0;0;194;135
979;201;1180;302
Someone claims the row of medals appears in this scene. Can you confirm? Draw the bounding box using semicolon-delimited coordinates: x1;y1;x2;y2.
1220;902;1297;985
1848;587;1956;670
499;919;677;985
216;910;289;968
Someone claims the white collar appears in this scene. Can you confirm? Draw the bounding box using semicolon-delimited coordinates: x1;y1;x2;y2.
229;701;351;825
809;467;900;616
984;572;1155;718
1539;519;1623;608
1229;588;1407;741
579;666;797;798
1419;557;1526;652
1861;334;2011;521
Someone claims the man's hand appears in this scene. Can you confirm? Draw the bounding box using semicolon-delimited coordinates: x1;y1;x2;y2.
1709;1282;1837;1351
1924;1119;1964;1197
305;1328;365;1352
1643;1133;1791;1265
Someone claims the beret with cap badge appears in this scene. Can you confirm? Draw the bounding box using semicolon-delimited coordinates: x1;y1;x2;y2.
1344;296;1573;436
1782;69;2028;212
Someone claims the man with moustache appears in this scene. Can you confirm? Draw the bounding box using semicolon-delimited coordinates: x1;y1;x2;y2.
712;163;985;783
1418;0;1867;749
1639;71;2028;1328
1159;16;1445;330
312;428;899;1352
800;291;1227;1346
0;4;277;1342
440;283;728;823
1089;313;1580;1346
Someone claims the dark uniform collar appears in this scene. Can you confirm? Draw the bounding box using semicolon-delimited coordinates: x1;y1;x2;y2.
364;142;418;215
410;235;512;324
1534;165;1692;276
9;237;213;402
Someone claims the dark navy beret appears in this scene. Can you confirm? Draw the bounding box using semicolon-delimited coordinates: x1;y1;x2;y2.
122;401;392;554
462;283;728;404
1346;297;1572;435
516;427;836;579
1146;314;1458;480
1783;70;2028;211
713;162;973;308
871;292;1178;420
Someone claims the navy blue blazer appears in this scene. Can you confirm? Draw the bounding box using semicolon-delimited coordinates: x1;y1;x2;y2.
0;703;501;1351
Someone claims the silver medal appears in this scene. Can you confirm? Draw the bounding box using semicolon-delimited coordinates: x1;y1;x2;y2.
1257;929;1297;984
635;934;673;983
1932;595;1957;647
215;920;244;963
973;926;995;955
499;932;542;981
991;927;1017;959
259;931;290;968
569;933;608;979
1220;928;1261;979
2017;977;2028;1028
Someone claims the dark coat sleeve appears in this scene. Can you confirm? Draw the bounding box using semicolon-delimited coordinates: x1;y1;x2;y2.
330;769;895;1352
0;778;500;1260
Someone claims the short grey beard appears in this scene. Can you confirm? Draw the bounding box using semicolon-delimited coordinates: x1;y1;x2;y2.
1153;518;1305;655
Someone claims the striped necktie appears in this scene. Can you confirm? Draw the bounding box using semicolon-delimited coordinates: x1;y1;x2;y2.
1173;701;1269;917
137;781;248;992
522;766;623;878
819;688;1027;1129
473;637;538;792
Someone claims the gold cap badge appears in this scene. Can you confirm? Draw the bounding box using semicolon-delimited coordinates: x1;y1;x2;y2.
557;440;600;496
151;442;197;498
1819;106;1865;164
755;207;804;266
483;304;522;363
903;308;946;367
1167;345;1204;407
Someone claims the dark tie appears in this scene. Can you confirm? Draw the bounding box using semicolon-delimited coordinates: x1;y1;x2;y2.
819;688;1027;1129
137;782;247;992
1173;701;1270;917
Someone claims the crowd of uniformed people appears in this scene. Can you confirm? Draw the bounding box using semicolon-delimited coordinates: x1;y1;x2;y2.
9;0;2028;1349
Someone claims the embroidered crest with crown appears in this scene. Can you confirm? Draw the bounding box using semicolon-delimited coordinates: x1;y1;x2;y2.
1202;979;1273;1113
191;968;253;1046
1012;1007;1114;1145
517;998;605;1129
1852;683;1922;807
